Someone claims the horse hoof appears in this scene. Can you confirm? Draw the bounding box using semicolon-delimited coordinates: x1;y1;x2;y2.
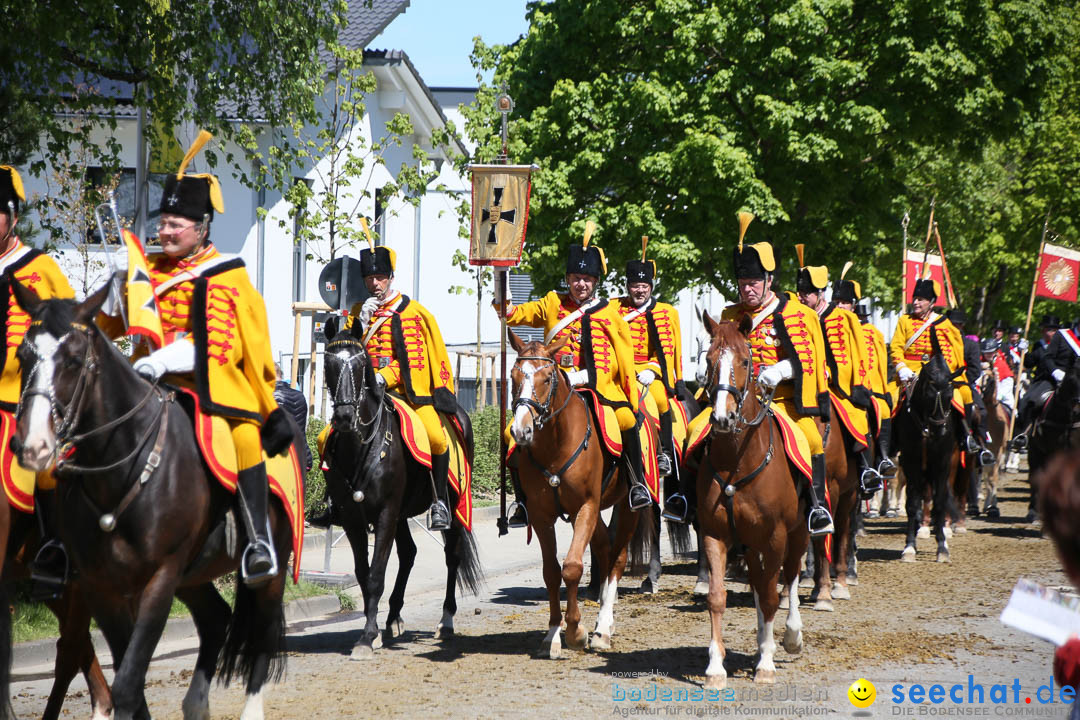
693;581;710;597
705;673;727;691
778;595;789;610
830;583;851;601
350;644;375;661
372;632;383;650
436;622;455;639
539;636;562;660
901;546;916;562
846;577;858;587
943;526;953;539
813;598;834;612
640;578;658;595
937;551;951;563
754;668;776;684
917;526;930;539
566;626;588;650
783;629;803;655
387;617;405;639
798;576;815;589
590;632;612;651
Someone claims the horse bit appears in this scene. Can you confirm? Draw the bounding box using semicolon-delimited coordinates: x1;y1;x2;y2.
327;338;391;503
512;355;589;491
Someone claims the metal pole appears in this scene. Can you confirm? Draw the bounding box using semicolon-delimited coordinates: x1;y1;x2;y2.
901;211;910;314
497;268;508;536
134;102;148;241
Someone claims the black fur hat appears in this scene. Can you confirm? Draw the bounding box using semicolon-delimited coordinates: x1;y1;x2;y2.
360;246;396;277
566;221;606;278
159;131;224;222
911;278;938;301
0;165;25;215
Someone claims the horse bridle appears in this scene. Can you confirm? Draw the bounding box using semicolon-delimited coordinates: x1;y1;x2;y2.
706;340;774;432
905;372;952;434
326;338;386;444
511;355;574;431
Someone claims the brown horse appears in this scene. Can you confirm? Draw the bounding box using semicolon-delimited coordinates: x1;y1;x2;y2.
0;502;112;720
507;332;654;658
976;368;1009;514
697;317;808;688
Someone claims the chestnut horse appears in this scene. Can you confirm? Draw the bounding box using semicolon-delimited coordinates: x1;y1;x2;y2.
976;368;1009;514
507;332;654;658
698;317;808;689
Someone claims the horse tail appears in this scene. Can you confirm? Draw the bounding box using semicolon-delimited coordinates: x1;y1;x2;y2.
627;504;658;576
0;583;11;720
218;580;287;688
667;518;694;557
451;522;484;597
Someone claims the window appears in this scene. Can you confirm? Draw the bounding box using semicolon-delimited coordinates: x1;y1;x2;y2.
86;168;168;245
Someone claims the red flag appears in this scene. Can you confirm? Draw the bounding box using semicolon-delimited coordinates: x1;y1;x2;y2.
903;249;946;302
1036;242;1080;302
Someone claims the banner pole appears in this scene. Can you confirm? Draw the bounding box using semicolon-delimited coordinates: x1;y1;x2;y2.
1008;208;1053;443
933;222;958;309
920;197;936;270
901;211;910;314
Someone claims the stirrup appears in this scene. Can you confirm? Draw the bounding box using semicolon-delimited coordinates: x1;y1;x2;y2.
241;533;279;588
807;507;834;536
506;501;529;529
30;540;69;600
661;493;689;523
657;452;672;477
877;457;897;477
1010;433;1028;452
628;483;652;511
978;448;996;467
964;434;980;454
428;500;451;531
860;468;883;497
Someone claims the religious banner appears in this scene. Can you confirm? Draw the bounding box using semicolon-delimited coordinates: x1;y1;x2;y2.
468;164;536;267
903;249;946;302
1035;241;1080;302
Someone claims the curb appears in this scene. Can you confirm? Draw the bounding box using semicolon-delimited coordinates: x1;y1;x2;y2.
301;502;504;549
13;591;345;673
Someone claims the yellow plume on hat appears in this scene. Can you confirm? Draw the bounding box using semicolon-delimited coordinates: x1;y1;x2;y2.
0;166;25;202
795;243;806;269
583;220;596;248
737;211;754;252
360;217;375;252
641;235;648;261
840;261;853;280
176;130;224;214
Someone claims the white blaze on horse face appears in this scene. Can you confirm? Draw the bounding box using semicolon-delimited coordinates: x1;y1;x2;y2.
711;348;735;423
511;361;537;443
22;331;61;471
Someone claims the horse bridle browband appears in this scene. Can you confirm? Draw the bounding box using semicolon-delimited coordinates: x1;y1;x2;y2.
511;355;575;431
707;341;774;432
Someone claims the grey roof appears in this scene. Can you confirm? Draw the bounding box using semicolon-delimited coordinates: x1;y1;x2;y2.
341;0;411;51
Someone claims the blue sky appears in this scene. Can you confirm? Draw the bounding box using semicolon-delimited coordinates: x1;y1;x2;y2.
373;0;531;88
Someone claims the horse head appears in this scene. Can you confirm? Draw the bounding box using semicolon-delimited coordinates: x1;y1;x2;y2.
322;315;379;433
702;311;755;434
909;353;954;428
508;330;568;447
12;279;113;471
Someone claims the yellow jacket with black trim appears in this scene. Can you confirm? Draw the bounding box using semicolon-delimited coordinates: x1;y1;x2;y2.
346;293;457;414
508;291;639;410
0;240;74;410
861;323;890;401
818;304;871;408
720;292;829;417
608;297;684;396
889;313;965;376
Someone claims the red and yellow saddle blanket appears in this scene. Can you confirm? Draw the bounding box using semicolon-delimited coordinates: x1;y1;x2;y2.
181;388;305;583
506;388;661;502
0;409;55;513
685;402;813;482
829;392;869;449
317;397;473;531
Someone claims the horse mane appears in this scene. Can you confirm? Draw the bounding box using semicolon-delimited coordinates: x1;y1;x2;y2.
922;353;953;389
28;297;78;339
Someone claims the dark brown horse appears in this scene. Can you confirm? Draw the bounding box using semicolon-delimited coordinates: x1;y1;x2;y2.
697;317;808;688
12;281;296;720
507;332;654;658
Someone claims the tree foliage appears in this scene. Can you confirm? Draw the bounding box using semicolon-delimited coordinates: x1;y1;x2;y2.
468;0;1072;324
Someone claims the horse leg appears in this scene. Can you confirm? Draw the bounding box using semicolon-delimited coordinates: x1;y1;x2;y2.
747;541;783;684
562;502;598;652
693;523;710;597
781;529;806;654
702;533;729;690
351;506;397;660
592;503;636;651
934;465;952;564
385;517;416;642
830;487;854;601
902;473;921;561
228;565;288;720
437;524;460;639
43;585;112;720
534;524;563;659
175;583;231;720
586;514;613;649
641;504;662;594
811;535;833;612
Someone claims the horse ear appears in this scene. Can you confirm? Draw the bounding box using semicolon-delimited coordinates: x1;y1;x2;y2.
8;276;42;316
737;313;752;337
349;316;364;340
75;280;113;324
702;309;719;338
508;329;526;354
324;315;339;342
547;335;570;357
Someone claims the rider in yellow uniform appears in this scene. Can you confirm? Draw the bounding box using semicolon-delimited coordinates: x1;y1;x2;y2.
834;279;897;478
0;166;76;592
608;237;688;521
342;241;458;530
720;214;833;536
888;277;988;463
101;132;291;587
794;252;881;497
500;225;651;525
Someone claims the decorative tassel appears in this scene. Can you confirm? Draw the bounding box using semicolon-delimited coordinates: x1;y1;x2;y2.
737;211;754;251
795;243;806;268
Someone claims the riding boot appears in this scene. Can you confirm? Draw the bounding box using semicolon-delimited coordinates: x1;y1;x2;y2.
858;440;883;497
506;465;529;528
806;453;834;536
876;418;897;477
964;403;995;467
236;463;278;587
30;490;69;601
657;410;674;478
428;451;452;531
620;428;653;511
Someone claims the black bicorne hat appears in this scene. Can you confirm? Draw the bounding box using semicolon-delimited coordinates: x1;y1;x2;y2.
834;280;859;304
1041;314;1062;329
912;278;938;301
360;246;396;277
946;308;966;326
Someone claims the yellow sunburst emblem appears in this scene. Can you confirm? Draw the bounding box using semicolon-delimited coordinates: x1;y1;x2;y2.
1043;259;1075;296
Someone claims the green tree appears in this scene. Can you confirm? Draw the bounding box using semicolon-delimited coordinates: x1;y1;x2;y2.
468;0;1066;306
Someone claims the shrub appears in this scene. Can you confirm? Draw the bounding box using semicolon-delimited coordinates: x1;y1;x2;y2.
305;417;327;517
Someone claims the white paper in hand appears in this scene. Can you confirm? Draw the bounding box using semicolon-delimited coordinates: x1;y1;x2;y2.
1000;578;1080;646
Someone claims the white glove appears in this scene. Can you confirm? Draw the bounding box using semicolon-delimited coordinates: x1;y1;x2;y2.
637;369;656;386
132;340;195;381
359;297;380;328
566;369;589;387
1019;339;1029;351
1053;368;1065;383
109;246;129;275
898;365;916;383
757;360;793;389
100;276;125;317
374;373;387;388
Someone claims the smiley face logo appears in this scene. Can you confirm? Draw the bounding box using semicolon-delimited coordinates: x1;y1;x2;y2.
848;678;876;708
